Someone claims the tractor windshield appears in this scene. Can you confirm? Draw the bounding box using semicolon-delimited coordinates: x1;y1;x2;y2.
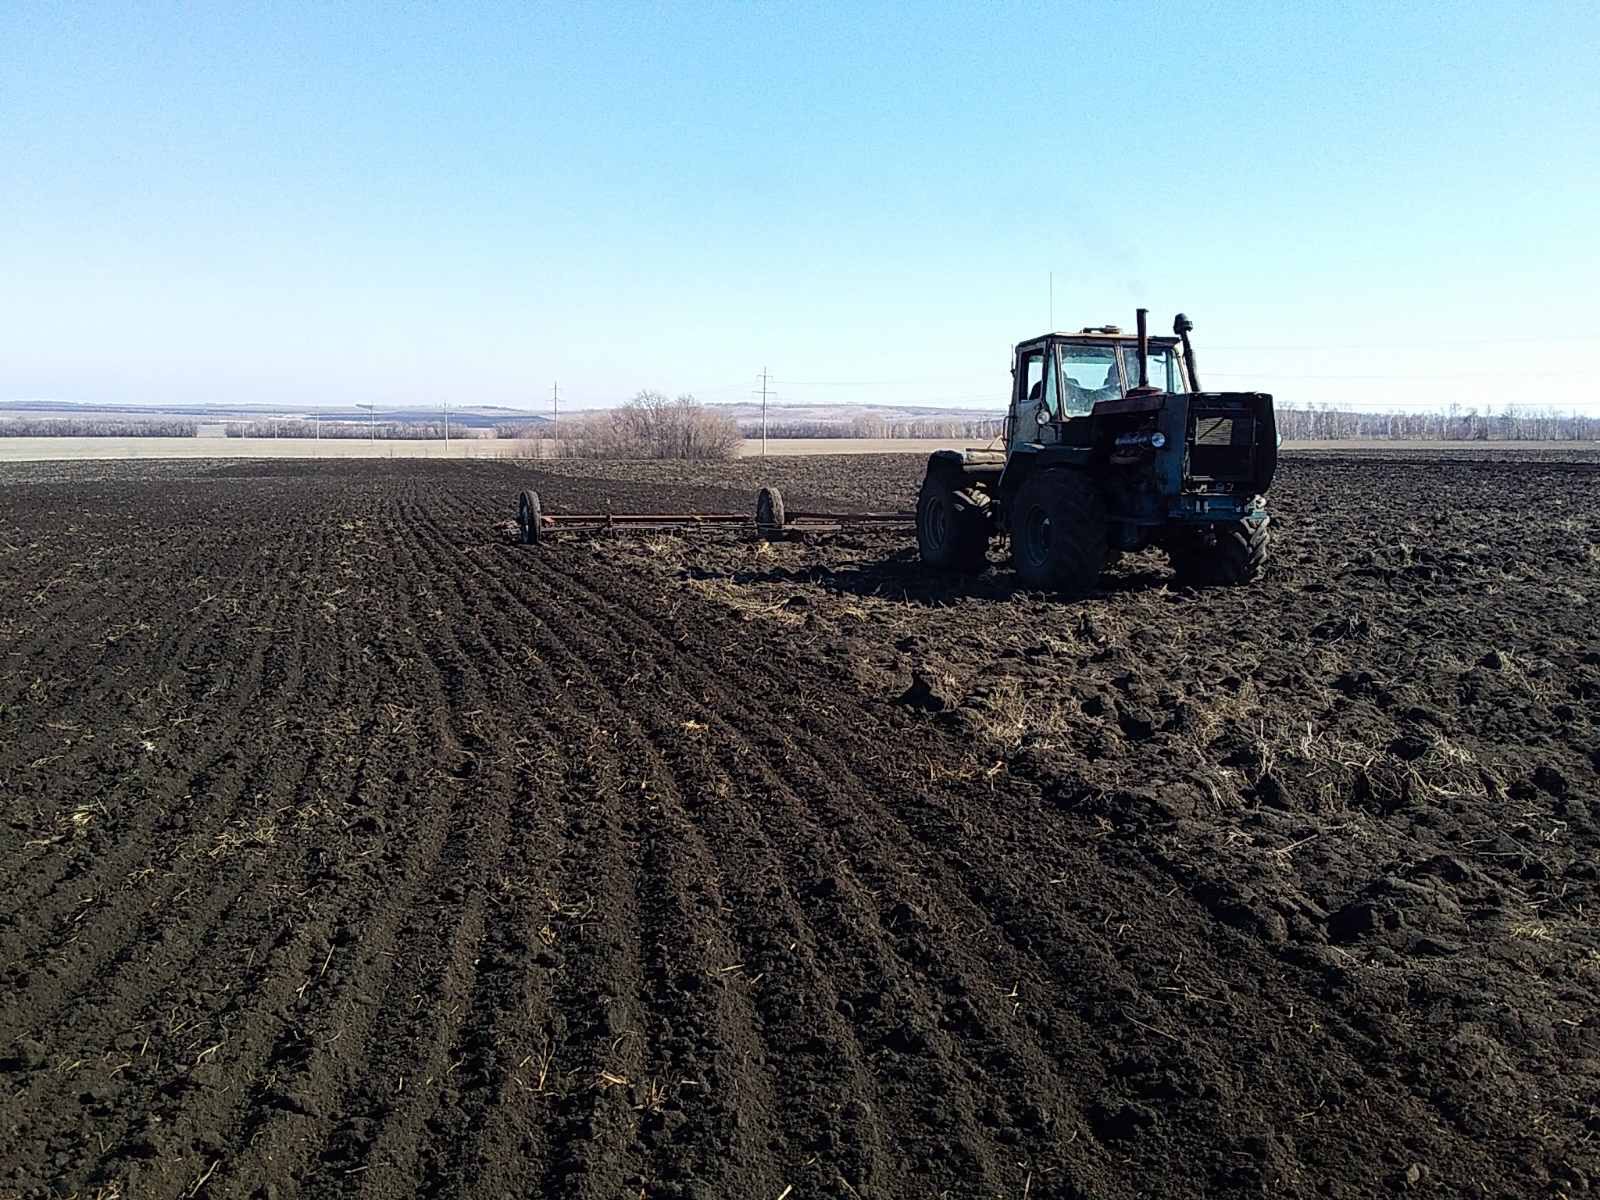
1120;344;1187;393
1057;344;1122;415
1055;340;1189;414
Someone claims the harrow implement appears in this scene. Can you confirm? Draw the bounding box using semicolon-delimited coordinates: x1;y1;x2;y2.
515;486;912;545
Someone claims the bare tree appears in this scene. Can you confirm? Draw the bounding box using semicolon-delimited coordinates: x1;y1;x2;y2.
223;420;463;439
0;418;198;437
1272;404;1599;442
555;391;742;459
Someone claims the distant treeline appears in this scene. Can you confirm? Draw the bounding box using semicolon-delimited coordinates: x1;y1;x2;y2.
7;406;1594;444
1275;405;1600;442
738;417;1008;439
495;422;549;439
743;407;1600;442
0;418;199;437
223;420;488;439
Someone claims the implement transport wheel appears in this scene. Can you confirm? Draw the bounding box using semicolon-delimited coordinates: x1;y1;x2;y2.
917;472;989;573
755;486;786;533
1167;519;1269;586
1008;469;1108;596
517;490;542;545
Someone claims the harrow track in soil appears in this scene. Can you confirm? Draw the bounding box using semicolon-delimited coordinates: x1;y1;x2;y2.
1;454;1597;1199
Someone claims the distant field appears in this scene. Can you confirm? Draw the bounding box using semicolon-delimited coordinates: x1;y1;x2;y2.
739;437;979;456
0;434;1596;463
0;435;969;462
0;436;512;462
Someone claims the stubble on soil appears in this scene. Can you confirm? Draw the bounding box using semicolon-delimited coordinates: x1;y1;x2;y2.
1;450;1597;1199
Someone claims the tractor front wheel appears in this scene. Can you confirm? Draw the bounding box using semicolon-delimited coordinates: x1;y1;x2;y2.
1008;470;1108;596
917;472;990;573
1167;519;1269;586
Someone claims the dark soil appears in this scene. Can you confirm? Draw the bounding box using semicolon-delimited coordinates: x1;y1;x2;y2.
1;451;1597;1199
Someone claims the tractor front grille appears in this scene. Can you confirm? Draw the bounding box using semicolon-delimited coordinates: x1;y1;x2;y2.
1189;410;1257;482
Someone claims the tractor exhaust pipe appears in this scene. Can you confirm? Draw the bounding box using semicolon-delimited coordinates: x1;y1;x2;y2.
1135;308;1150;389
1173;312;1200;391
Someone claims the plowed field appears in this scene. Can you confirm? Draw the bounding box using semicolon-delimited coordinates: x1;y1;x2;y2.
2;452;1597;1199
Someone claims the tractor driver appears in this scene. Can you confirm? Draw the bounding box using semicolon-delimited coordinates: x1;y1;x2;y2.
1063;360;1123;414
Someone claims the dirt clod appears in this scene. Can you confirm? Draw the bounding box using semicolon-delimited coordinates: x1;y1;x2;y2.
14;1038;47;1070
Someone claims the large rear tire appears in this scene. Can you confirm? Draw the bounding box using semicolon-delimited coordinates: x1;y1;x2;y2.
917;471;990;573
1008;470;1108;596
1167;519;1269;586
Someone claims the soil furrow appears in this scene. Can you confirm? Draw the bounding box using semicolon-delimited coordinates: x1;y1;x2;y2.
393;498;655;1200
0;522;324;1038
432;523;961;1193
0;534;293;909
454;566;792;1196
505;538;1373;1192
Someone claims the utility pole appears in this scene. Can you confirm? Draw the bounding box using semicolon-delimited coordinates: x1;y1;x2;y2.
758;367;770;459
1049;271;1054;330
552;381;559;459
443;397;450;451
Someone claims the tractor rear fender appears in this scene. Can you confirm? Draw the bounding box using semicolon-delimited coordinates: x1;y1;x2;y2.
925;450;1002;505
927;448;1005;475
996;444;1093;506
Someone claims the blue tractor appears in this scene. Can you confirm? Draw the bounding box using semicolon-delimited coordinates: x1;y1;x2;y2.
917;309;1277;594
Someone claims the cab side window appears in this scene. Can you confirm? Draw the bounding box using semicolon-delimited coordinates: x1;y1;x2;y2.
1022;352;1044;410
1012;350;1047;445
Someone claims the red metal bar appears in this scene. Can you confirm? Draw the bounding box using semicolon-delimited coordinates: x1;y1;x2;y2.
540;510;913;526
530;508;915;537
542;512;749;524
546;520;748;531
785;511;913;522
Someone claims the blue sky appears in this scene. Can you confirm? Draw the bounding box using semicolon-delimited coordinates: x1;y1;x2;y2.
3;1;1596;414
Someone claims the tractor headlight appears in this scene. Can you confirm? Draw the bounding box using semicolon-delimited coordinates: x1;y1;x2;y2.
1150;432;1167;449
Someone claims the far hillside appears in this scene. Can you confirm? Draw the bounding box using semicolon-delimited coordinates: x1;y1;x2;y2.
1;399;1596;443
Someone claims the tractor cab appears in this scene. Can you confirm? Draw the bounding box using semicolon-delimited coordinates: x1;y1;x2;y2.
1008;328;1190;449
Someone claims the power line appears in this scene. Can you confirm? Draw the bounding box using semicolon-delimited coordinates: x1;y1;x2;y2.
1206;369;1578;380
1207;334;1600;350
767;334;1600;389
679;382;755;395
754;368;772;458
774;376;990;387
